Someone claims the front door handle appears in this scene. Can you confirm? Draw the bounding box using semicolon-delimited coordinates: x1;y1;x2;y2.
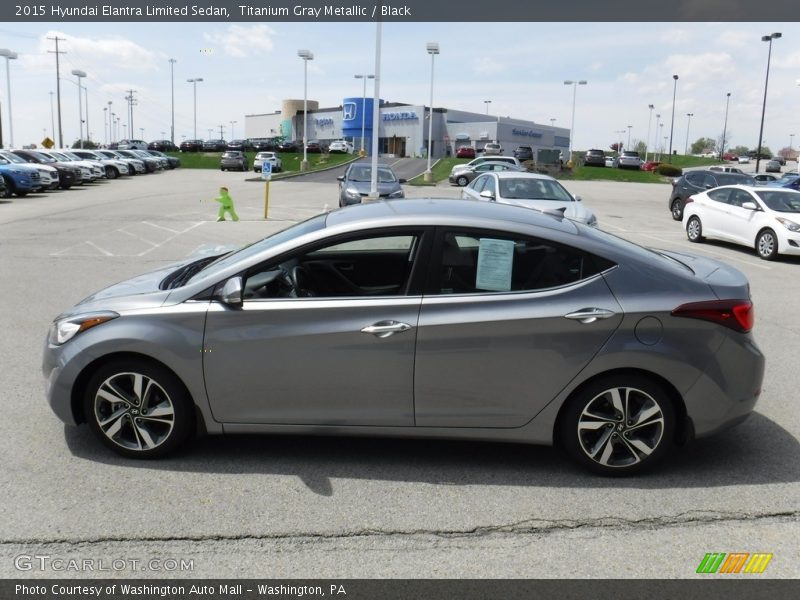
360;320;412;338
564;308;616;324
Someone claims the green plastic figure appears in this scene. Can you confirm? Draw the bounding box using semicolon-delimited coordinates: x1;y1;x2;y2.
211;186;239;221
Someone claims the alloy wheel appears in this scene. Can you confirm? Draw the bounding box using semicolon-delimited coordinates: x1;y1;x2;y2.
93;372;175;452
577;386;665;469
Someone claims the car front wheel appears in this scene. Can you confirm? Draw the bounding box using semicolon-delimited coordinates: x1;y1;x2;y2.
686;216;703;242
560;375;675;475
756;229;778;260
84;359;195;458
456;175;469;186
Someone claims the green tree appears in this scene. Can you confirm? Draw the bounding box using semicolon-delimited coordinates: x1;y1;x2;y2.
690;137;716;155
71;139;97;149
732;145;750;156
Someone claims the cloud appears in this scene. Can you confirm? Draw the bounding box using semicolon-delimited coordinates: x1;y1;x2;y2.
659;29;693;45
473;56;505;76
203;25;276;58
715;30;755;49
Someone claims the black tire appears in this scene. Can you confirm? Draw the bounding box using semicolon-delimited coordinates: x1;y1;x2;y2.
83;359;195;459
559;374;676;475
105;166;118;180
15;190;28;198
220;167;225;171
686;216;703;242
456;175;469;187
0;178;11;198
756;228;779;260
670;198;684;221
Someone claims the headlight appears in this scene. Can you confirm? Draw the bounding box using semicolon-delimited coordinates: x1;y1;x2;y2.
48;312;119;345
344;187;360;199
776;217;800;232
388;189;404;198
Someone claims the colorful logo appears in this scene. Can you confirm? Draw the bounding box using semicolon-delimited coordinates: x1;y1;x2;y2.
696;552;773;574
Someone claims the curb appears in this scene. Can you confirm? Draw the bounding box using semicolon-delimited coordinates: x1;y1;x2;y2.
244;155;361;183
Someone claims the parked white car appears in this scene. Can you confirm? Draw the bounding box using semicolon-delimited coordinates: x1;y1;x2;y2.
253;152;283;173
329;140;354;154
684;184;800;260
72;149;130;179
483;142;504;156
117;139;148;150
450;156;521;177
738;156;751;164
462;170;597;226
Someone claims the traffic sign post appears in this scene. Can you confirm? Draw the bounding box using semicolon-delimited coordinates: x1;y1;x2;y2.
261;162;272;219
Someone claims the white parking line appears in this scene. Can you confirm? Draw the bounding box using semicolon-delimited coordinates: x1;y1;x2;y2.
142;221;182;234
85;240;114;257
137;221;205;257
119;228;159;247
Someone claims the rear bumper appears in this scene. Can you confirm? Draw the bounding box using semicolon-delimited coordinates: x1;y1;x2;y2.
683;332;765;438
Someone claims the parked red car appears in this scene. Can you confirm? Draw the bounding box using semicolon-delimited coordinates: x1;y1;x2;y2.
723;152;739;161
456;146;476;158
641;161;661;172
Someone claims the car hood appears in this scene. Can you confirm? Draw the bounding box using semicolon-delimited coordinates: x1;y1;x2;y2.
0;163;40;174
500;199;596;224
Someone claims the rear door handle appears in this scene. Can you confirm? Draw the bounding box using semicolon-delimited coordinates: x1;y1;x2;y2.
564;308;616;324
360;320;412;338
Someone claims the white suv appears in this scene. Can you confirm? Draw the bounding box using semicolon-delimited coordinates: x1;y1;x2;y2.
483;142;504;156
254;152;282;173
117;139;148;150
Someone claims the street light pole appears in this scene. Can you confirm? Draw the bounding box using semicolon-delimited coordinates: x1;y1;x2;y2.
684;113;694;155
423;42;439;183
354;74;374;155
169;58;176;144
564;79;587;164
720;92;731;160
626;125;632;151
297;49;314;172
484;100;491;114
645;104;654;162
230;120;237;139
50;92;56;142
668;74;679;157
71;69;86;148
0;49;18;148
186;78;203;141
756;32;781;173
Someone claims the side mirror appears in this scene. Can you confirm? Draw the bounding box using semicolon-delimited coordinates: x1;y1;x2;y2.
574;194;582;202
217;276;243;309
480;189;496;201
741;202;758;211
398;178;407;184
704;184;714;190
336;175;345;182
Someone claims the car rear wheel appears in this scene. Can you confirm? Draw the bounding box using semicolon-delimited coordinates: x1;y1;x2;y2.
84;359;195;459
756;229;778;260
105;166;118;179
671;199;684;221
686;216;703;242
456;175;469;187
560;375;675;475
1;178;11;198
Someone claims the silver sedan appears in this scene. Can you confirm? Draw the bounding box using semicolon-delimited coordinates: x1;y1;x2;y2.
43;199;764;474
461;171;598;226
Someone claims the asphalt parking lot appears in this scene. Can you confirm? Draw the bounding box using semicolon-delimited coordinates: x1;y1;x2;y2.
0;169;798;579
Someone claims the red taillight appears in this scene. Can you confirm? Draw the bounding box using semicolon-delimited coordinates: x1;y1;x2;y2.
671;300;754;333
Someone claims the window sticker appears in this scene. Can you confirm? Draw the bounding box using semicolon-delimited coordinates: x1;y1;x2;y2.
476;238;515;291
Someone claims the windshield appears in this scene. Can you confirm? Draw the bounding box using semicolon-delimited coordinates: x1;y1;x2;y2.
717;173;755;186
187;214;327;285
0;152;26;164
29;151;55;163
755;190;800;213
62;152;83;161
347;166;396;183
49;152;70;161
499;177;574;201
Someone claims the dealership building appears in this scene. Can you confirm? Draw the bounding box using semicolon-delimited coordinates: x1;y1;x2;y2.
244;98;569;159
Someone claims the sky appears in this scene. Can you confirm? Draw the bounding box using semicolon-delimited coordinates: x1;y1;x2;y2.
0;21;799;154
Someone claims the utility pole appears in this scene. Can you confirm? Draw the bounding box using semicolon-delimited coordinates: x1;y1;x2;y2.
168;58;176;144
124;89;137;136
48;36;66;147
